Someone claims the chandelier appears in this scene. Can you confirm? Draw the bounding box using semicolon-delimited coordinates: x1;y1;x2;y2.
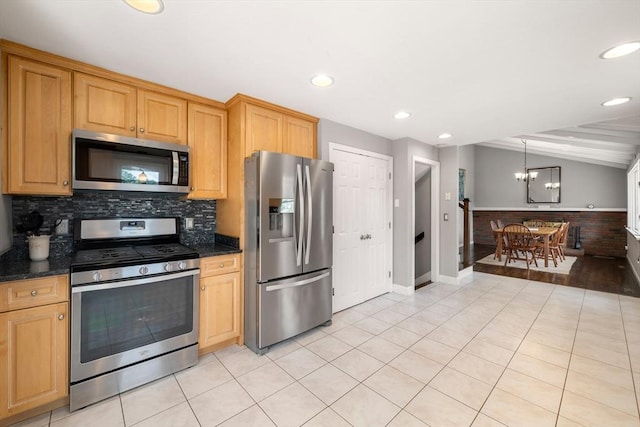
514;138;537;182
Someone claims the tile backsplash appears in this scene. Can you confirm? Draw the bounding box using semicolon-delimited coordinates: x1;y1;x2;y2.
8;192;218;259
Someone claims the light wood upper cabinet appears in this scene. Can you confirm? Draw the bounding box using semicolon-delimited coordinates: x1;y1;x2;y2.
137;90;187;145
3;56;72;196
74;73;137;137
283;115;316;159
74;73;187;145
216;94;318;244
187;103;227;199
0;275;69;421
245;104;283;156
198;254;243;352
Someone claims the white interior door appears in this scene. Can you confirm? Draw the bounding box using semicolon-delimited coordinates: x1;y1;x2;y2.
330;144;392;312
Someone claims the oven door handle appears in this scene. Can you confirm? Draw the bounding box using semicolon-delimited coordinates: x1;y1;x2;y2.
71;269;199;293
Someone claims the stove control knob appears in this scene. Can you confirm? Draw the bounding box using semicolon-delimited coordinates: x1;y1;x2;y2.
178;261;186;270
92;272;102;282
164;263;173;272
139;266;149;275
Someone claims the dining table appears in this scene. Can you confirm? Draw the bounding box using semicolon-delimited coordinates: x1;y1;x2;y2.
495;226;559;267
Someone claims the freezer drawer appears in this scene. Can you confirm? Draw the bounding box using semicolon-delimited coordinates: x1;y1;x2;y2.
257;269;332;350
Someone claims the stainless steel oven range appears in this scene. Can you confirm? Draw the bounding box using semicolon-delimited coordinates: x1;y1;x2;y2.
69;217;200;411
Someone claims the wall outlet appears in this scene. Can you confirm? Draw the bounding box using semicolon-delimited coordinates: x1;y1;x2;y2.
185;218;194;231
55;218;69;235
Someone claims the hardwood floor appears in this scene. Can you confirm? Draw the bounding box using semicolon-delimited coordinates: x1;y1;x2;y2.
465;244;640;298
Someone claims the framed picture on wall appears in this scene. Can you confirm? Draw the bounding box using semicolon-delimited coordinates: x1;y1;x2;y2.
459;168;466;200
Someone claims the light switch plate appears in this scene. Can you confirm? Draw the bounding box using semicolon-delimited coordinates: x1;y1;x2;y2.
185;218;194;231
445;192;451;200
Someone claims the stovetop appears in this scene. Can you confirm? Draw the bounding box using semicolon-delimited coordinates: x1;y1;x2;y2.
71;243;199;270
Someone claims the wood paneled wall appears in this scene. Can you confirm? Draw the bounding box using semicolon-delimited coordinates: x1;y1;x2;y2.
473;210;627;258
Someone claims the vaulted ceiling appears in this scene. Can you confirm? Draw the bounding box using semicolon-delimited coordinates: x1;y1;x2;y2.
1;1;638;168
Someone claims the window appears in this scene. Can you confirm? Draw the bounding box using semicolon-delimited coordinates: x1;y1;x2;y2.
628;160;640;235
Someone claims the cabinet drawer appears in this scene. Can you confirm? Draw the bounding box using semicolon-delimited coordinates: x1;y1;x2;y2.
0;275;69;312
200;254;241;277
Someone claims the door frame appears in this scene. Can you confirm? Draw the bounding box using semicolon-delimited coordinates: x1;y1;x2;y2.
412;156;440;286
329;142;394;307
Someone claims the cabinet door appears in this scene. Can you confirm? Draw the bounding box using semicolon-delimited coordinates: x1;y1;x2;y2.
74;73;137;137
0;302;68;418
6;57;72;195
138;90;187;145
245;104;282;156
188;103;227;199
199;272;241;349
283;116;316;159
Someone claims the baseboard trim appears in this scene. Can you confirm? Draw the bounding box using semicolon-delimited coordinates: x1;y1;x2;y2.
439;267;473;285
392;283;415;295
627;255;640;287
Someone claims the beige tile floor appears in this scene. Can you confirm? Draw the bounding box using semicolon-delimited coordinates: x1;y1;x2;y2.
11;272;640;427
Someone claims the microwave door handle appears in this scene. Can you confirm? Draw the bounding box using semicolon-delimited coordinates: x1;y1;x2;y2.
172;152;179;185
304;164;312;265
296;164;304;267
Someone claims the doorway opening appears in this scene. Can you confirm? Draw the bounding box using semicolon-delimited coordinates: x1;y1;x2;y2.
412;156;440;289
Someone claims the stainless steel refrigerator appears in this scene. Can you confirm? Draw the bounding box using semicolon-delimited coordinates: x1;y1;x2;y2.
244;151;333;354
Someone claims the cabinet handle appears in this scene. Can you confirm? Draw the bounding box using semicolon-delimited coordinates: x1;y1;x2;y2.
139;128;145;133
201;286;206;291
219;263;225;268
62;180;69;186
31;290;37;296
191;187;195;191
58;314;64;320
130;126;135;132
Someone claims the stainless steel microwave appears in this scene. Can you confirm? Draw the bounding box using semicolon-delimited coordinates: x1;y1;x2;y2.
72;129;190;193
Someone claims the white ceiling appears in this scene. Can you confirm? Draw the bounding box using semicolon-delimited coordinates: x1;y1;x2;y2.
1;0;639;168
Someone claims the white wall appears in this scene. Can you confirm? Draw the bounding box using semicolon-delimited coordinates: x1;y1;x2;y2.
475;145;626;209
392;138;438;289
438;145;460;278
318;119;392;160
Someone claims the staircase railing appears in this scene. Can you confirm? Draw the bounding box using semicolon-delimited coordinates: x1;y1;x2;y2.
458;198;470;265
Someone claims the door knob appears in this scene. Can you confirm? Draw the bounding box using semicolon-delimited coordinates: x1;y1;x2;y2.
139;128;145;133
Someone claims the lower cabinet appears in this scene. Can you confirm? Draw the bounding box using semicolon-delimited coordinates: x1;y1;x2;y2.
198;254;243;353
0;276;69;422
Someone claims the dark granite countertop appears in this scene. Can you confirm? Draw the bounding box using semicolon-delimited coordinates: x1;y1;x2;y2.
189;243;242;258
0;256;72;283
0;243;240;283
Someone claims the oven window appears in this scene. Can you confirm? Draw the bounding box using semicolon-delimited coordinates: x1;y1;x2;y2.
80;277;193;363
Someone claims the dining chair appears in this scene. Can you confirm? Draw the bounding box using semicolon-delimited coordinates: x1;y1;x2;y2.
535;224;563;267
503;224;539;270
557;222;570;261
496;219;505;228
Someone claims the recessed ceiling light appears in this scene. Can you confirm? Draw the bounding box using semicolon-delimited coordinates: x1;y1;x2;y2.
123;0;164;14
438;133;452;139
310;74;334;87
602;97;631;106
600;41;640;59
394;111;411;119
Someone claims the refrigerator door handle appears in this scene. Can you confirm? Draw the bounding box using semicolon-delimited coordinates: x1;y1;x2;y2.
304;164;312;265
265;271;330;291
296;163;304;267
